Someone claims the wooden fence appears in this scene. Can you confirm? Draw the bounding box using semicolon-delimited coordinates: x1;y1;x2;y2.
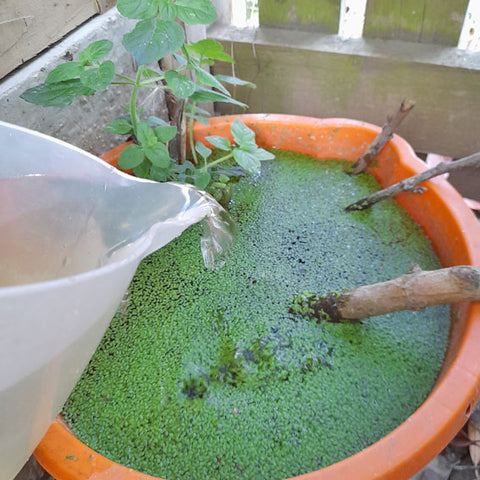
210;0;480;157
0;0;116;79
1;0;480;157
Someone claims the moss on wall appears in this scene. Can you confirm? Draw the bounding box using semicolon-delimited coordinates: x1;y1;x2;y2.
258;0;340;33
363;0;469;45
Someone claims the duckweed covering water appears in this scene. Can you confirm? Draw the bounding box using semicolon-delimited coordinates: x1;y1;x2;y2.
63;151;450;480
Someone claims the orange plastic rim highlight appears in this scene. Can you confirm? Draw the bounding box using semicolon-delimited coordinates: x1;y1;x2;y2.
35;114;480;480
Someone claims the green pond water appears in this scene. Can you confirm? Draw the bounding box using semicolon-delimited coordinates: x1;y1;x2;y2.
63;151;450;480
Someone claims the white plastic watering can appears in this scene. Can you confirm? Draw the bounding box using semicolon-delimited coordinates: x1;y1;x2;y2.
0;121;233;480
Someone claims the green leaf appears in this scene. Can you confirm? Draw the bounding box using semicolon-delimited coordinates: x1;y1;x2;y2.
185;112;210;125
173;52;188;67
164;70;196;98
142;68;163;78
46;62;84;84
104;118;133;135
144;142;171;167
174;160;196;175
158;0;177;21
185;103;211;116
20;79;94;107
206;135;231;151
136;122;157;147
175;0;216;25
80;61;115;91
255;147;275;161
233;148;261;174
186;39;234;62
154;125;177;142
117;0;158;19
231;119;256;149
118;144;145;169
199;58;214;67
195;141;212;161
78;40;113;65
215;74;256;88
133;160;150;179
192;64;230;95
150;165;171;182
123;18;184;65
189;87;248;108
194;170;211;190
147;116;170;127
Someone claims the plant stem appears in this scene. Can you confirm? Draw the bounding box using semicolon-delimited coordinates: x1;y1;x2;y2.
139;77;166;85
115;73;136;83
204;151;234;170
188;100;198;165
130;66;144;137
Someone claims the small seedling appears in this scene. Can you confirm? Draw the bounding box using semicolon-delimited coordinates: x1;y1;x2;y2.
20;0;274;202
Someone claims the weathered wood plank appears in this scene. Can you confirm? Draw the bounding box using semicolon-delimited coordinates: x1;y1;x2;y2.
0;0;116;79
363;0;469;45
258;0;340;33
210;25;480;158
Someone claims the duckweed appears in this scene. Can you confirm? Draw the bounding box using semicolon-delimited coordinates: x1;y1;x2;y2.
63;151;450;480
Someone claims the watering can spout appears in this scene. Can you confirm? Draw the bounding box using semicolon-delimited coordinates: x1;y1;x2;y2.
1;130;234;288
0;121;233;479
101;180;235;270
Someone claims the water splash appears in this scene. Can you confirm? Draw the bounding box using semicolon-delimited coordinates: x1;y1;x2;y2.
200;199;235;269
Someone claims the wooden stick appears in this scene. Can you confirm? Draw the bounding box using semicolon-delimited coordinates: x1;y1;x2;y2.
347;99;415;176
291;265;480;323
345;152;480;212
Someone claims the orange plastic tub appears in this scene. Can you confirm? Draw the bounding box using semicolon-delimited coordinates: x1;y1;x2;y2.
35;114;480;480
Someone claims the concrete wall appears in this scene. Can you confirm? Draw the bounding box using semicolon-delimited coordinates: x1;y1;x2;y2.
0;9;168;156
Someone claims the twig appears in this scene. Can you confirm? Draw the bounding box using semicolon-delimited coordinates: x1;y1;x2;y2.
345;152;480;212
290;265;480;323
347;99;415;175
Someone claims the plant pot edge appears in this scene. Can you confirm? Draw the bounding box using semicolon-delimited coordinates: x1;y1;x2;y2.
35;113;480;480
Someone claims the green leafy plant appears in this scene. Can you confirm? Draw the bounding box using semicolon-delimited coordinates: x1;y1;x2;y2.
20;0;274;199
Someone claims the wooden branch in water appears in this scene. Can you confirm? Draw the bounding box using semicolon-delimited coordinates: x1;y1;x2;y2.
291;265;480;323
348;99;415;176
345;152;480;212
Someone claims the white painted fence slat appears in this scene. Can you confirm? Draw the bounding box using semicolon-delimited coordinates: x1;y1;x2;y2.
458;0;480;51
338;0;367;40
